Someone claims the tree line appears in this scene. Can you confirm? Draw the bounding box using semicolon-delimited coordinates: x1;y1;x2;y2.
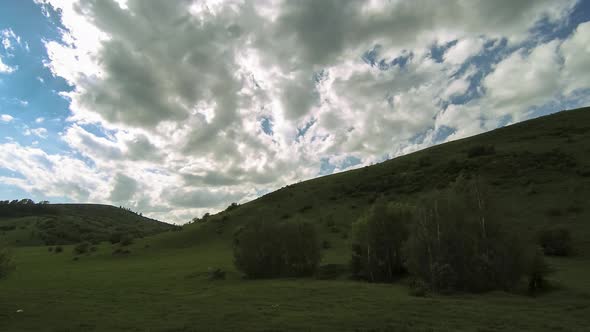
0;199;57;218
232;176;560;295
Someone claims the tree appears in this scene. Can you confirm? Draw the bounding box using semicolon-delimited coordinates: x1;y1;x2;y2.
403;176;531;293
233;220;321;278
351;199;410;282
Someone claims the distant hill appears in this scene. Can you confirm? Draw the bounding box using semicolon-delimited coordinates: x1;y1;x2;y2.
0;203;177;246
170;107;590;258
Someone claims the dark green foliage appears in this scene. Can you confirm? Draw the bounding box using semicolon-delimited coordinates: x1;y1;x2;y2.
408;278;429;297
226;203;239;212
233;220;321;278
538;227;573;256
48;246;54;252
120;235;133;246
527;248;554;296
207;267;226;280
403;177;530;293
112;248;131;255
351;200;410;282
109;232;122;244
0;248;14;279
316;264;349;280
467;144;496;158
54;246;63;253
0;199;57;218
322;240;331;249
73;242;91;255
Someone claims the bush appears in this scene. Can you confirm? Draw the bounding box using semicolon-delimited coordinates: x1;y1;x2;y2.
538;227;573;256
109;232;122;244
112;248;131;255
233;220;321;278
403;176;531;293
54;246;63;253
207;267;226;280
120;235;133;246
73;242;91;255
351;200;410;282
527;248;554;296
316;264;349;280
226;203;239;212
0;248;14;279
322;240;331;249
467;144;495;158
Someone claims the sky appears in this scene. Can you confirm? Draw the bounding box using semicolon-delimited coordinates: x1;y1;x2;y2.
0;0;589;224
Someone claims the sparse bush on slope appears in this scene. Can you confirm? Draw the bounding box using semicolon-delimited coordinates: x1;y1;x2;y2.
233;220;321;278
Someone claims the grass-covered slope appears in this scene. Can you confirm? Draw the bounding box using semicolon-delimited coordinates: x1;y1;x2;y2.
0;203;177;246
178;106;590;257
1;107;589;331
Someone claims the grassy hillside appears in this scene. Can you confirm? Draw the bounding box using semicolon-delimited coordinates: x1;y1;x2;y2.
179;106;590;257
0;203;178;246
0;107;589;331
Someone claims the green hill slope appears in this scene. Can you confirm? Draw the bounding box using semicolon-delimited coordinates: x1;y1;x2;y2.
0;203;178;246
1;107;589;331
168;106;590;259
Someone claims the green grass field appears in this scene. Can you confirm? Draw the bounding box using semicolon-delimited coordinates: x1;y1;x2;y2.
1;107;590;331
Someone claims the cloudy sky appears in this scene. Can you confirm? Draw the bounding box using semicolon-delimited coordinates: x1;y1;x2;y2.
0;0;589;223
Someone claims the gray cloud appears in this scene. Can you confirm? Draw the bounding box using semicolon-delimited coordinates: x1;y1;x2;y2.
14;0;585;222
110;173;138;202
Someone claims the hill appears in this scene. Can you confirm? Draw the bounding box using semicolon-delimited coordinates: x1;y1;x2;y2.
174;106;590;257
1;107;589;331
0;203;178;246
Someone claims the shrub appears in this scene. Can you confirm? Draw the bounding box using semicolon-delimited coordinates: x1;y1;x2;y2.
403;176;530;293
73;242;91;255
322;240;331;249
0;248;14;279
120;235;133;246
233;220;321;278
467;144;495;158
109;232;122;244
54;246;63;253
316;264;349;280
527;248;554;296
538;227;573;256
226;202;239;212
207;267;226;280
408;278;429;297
351;200;410;282
112;248;131;255
48;246;54;252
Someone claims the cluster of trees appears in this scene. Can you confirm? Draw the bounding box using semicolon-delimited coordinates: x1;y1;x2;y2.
118;206;143;217
233;220;321;278
0;199;57;218
352;176;553;294
228;176;560;296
